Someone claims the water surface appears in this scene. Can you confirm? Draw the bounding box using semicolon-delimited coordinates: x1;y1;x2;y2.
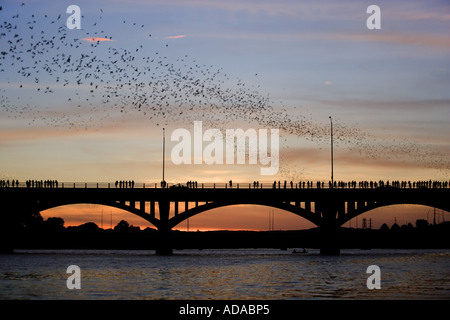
0;248;449;299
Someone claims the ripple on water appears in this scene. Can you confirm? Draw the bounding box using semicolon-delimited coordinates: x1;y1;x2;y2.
0;248;449;299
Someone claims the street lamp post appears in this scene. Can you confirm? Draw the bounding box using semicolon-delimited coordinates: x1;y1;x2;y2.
329;116;334;188
162;128;166;188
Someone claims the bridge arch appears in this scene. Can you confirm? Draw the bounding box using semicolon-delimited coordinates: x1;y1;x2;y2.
336;201;450;227
37;201;160;229
168;200;322;229
35;197;450;232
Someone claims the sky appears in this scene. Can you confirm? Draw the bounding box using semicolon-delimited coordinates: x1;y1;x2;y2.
1;0;449;230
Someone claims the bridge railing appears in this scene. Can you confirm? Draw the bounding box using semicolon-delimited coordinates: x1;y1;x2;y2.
1;180;449;189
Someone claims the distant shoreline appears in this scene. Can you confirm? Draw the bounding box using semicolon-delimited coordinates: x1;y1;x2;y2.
8;221;450;251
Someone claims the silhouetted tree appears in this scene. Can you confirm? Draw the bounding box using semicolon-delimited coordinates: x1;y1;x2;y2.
114;220;130;232
44;217;65;230
21;211;44;230
113;220;140;233
76;222;100;233
416;219;429;229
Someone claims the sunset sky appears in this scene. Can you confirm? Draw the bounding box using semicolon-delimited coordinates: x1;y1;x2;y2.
1;0;449;230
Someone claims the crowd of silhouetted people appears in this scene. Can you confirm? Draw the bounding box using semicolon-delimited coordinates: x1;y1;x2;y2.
0;179;19;188
0;179;60;188
268;180;450;189
115;180;135;188
25;180;59;188
1;179;449;189
228;179;449;189
187;181;198;188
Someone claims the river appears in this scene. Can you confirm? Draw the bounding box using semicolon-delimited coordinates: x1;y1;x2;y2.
0;248;449;300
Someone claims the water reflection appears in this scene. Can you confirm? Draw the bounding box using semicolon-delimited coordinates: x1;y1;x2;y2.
0;249;448;299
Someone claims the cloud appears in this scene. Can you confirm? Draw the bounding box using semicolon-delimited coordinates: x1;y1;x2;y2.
317;98;450;111
164;35;187;39
338;33;450;48
82;37;115;42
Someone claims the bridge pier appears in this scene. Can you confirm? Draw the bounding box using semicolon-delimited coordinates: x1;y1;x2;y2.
0;217;15;253
319;225;340;255
155;228;173;255
318;200;341;255
0;200;13;253
0;199;40;253
155;200;173;255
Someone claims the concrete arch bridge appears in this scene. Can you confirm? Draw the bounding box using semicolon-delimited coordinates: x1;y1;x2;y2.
1;186;449;254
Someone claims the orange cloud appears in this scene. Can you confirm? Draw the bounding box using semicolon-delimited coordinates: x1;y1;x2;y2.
165;35;186;39
82;37;115;42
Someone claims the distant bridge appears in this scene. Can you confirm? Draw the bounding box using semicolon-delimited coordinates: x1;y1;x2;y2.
1;183;449;254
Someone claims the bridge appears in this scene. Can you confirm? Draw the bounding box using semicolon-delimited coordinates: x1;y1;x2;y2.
1;182;449;254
